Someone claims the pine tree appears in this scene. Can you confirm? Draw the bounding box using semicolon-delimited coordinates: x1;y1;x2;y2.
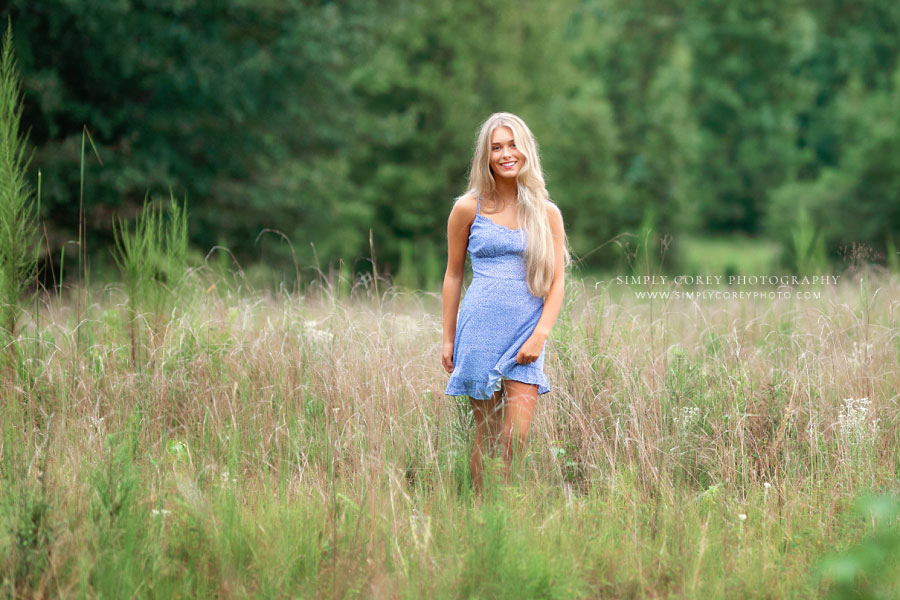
0;20;39;341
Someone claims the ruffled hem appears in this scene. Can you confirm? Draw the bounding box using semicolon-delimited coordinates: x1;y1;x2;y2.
445;361;550;399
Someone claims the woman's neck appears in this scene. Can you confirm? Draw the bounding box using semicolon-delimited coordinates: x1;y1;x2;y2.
492;180;518;207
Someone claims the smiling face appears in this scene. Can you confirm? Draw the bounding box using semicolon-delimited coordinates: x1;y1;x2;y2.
489;126;525;181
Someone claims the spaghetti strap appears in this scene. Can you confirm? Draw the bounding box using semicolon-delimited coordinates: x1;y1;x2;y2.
476;196;482;216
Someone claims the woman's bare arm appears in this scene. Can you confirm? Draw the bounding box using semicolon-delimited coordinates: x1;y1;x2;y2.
516;203;566;364
441;195;477;373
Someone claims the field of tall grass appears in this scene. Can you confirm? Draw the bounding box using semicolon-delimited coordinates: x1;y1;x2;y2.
2;15;899;597
2;263;899;598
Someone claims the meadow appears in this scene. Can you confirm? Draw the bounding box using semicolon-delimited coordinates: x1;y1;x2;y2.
2;262;899;599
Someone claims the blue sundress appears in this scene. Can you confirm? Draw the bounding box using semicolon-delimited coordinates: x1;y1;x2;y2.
444;197;551;400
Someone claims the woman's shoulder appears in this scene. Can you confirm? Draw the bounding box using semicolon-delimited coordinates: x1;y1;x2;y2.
449;193;479;224
546;200;564;221
454;192;480;210
542;200;565;234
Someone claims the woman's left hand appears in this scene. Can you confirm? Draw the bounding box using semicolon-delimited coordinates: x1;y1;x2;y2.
516;333;547;365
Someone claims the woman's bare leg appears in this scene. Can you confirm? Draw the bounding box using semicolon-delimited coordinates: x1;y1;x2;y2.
499;380;538;484
487;382;505;451
469;390;503;495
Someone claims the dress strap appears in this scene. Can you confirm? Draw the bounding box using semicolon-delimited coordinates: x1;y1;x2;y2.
476;196;482;216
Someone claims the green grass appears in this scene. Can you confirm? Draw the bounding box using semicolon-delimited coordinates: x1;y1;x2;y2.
676;234;782;276
1;266;899;597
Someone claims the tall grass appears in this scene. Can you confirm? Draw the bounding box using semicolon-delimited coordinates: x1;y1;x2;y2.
1;259;898;597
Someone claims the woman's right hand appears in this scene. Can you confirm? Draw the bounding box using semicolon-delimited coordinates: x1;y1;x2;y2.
441;342;455;374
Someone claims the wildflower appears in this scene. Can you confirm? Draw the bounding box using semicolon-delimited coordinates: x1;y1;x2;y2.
151;509;171;517
807;418;818;440
673;406;701;430
837;397;879;446
738;513;747;521
303;320;334;345
848;342;874;368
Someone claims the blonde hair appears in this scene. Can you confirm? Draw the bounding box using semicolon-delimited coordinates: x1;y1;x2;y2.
458;112;570;298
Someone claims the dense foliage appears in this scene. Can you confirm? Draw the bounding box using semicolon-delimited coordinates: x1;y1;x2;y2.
4;0;900;284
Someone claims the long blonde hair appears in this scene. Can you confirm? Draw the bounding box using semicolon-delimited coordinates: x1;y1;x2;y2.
459;112;569;298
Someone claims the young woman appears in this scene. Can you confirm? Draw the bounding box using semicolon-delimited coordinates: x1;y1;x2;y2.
442;112;569;493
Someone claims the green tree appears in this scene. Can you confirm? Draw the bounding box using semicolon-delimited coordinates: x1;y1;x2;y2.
767;1;900;265
3;0;375;270
768;65;900;263
347;0;600;281
685;0;808;234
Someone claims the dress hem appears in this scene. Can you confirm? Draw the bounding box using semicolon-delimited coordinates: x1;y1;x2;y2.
445;363;550;400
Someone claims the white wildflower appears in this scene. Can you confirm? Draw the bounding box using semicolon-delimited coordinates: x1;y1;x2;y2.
837;397;879;446
90;415;105;431
151;509;171;517
302;320;334;345
673;406;701;430
737;513;747;521
848;342;874;368
807;418;818;440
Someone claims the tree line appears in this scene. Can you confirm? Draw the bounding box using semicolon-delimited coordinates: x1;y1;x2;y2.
4;0;900;287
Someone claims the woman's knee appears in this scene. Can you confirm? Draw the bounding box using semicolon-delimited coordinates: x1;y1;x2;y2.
470;397;489;416
502;419;530;440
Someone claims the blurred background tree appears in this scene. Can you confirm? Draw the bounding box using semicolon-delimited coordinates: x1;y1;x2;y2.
3;0;900;287
5;0;375;279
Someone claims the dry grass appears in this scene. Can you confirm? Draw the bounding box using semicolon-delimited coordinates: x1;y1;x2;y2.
2;266;899;598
